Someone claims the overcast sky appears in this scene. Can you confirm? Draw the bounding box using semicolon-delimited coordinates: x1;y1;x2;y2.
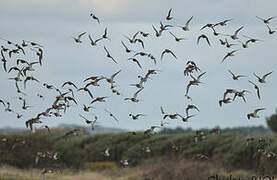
0;0;277;131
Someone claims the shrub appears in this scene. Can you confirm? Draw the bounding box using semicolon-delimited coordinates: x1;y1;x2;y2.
266;109;277;133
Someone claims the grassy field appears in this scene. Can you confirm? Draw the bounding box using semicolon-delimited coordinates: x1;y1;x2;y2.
0;157;269;180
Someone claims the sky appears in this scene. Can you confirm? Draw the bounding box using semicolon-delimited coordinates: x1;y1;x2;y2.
0;0;277;131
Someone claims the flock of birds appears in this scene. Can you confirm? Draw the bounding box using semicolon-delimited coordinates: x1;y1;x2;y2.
0;8;276;175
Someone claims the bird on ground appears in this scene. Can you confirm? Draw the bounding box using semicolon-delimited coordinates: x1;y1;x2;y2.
247;108;265;119
253;71;273;83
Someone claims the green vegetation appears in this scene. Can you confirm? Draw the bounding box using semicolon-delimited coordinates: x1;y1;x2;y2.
0;127;276;176
267;109;277;133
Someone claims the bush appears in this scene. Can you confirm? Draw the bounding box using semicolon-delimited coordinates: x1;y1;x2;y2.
266;109;277;133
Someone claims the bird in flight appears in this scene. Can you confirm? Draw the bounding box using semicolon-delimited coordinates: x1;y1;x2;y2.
104;46;117;64
166;8;173;21
178;16;193;31
253;71;273;83
161;49;177;60
256;16;276;24
197;34;211;46
72;32;86;43
248;80;261;100
247;108;265;120
221;50;239;63
90;12;100;24
228;70;246;80
105;109;119;123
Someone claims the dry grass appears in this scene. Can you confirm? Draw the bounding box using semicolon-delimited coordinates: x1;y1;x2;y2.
0;157;276;180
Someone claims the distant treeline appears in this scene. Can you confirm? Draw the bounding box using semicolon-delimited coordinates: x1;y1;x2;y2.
159;125;269;136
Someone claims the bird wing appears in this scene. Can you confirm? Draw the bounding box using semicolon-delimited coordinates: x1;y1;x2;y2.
134;59;142;69
253;73;260;80
78;32;86;39
160;106;165;114
186;16;193;26
256;87;261;100
204;36;211;46
254;108;265;114
167;8;172;18
221;53;229;63
169;50;177;59
248;80;256;86
228;70;235;77
121;41;127;49
262;71;273;80
256;16;264;21
111;70;121;80
134;87;144;98
234;26;244;35
88;34;94;43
